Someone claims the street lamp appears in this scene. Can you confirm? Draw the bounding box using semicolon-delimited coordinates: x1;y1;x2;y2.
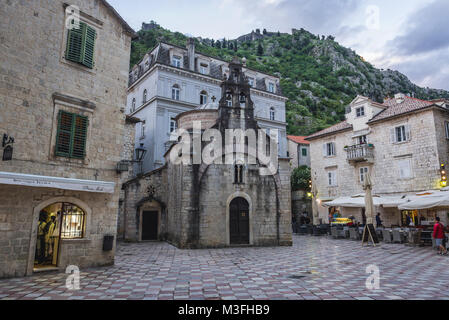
135;143;147;162
116;143;147;174
441;164;447;187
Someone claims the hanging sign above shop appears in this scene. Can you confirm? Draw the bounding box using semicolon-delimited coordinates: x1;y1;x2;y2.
0;172;115;194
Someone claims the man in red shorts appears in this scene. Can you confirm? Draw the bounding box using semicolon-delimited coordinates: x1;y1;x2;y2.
433;217;447;256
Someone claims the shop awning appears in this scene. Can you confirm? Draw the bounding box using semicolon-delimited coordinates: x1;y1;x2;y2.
323;194;415;208
398;191;449;210
0;172;115;194
323;194;384;208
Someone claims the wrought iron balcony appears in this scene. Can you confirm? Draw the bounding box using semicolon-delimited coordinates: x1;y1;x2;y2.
345;144;374;163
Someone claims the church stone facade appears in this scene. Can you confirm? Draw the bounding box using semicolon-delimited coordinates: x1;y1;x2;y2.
121;59;292;248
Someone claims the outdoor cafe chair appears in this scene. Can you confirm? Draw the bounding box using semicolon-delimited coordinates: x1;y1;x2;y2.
393;230;405;244
382;229;392;243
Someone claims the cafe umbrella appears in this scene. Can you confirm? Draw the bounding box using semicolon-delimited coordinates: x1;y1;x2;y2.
362;172;379;246
311;181;320;225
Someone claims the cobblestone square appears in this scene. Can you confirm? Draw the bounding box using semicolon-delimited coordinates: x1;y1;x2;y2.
1;235;448;300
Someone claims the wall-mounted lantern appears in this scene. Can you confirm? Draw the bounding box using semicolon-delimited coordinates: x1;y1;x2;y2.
441;164;447;187
2;134;14;161
116;143;147;174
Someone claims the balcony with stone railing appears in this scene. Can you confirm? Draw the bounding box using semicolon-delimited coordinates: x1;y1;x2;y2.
344;144;375;163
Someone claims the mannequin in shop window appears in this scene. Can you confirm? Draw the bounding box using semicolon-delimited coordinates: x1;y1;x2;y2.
36;210;48;264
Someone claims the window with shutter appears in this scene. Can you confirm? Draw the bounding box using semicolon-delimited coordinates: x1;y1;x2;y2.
65;22;96;69
55;111;88;159
397;159;412;179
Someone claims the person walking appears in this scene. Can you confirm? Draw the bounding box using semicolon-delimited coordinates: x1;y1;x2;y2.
433;217;447;256
376;213;383;228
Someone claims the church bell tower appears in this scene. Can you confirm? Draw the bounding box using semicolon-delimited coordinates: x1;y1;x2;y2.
218;57;257;132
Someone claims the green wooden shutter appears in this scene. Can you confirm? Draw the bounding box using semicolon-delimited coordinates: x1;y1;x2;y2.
55;111;75;157
72;115;88;159
82;25;96;69
65;22;85;63
65;22;96;69
55;111;88;159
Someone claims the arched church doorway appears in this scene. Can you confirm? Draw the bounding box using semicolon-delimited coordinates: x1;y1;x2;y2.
230;197;250;244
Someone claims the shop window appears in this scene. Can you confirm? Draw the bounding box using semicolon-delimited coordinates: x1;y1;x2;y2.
65;21;96;69
55;110;88;159
34;203;86;269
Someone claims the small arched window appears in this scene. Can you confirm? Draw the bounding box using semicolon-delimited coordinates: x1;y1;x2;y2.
132;98;136;112
143;89;147;104
239;92;246;107
270;107;275;121
234;164;244;184
172;84;180;101
226;91;233;107
200;90;208;105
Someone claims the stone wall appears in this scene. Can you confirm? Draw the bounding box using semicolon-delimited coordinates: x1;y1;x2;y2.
0;0;132;278
121;158;292;248
0;185;119;278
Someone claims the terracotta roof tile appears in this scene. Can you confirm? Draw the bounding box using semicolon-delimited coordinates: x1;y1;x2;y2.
287;136;310;145
306;121;353;140
369;96;434;123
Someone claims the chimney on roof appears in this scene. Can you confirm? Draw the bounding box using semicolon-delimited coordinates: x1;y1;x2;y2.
187;38;195;71
395;93;405;104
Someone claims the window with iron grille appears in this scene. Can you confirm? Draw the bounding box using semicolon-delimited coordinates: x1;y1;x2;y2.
65;21;96;69
55;110;88;159
60;203;86;239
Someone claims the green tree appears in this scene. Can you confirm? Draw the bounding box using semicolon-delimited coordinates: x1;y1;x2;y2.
257;42;264;56
291;166;311;191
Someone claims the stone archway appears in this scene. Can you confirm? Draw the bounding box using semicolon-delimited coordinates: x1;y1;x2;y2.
226;192;253;246
229;197;250;245
26;197;92;276
136;198;164;242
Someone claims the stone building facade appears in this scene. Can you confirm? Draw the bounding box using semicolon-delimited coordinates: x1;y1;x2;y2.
126;40;288;173
122;59;292;248
306;94;449;227
0;0;134;278
287;136;310;168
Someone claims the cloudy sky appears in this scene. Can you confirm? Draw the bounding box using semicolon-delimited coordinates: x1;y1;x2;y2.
108;0;449;90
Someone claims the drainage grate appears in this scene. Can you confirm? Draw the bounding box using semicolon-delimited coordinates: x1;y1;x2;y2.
289;275;307;280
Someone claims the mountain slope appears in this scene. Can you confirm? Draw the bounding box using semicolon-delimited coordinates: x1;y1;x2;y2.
130;25;449;136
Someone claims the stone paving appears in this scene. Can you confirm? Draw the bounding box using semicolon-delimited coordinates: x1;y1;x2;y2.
0;235;449;300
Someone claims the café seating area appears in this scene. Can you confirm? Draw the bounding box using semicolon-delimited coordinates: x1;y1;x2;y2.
295;224;442;248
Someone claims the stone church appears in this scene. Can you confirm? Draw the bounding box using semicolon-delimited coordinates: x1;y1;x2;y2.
121;58;292;248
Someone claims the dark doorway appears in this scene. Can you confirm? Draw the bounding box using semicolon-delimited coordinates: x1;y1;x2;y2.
142;211;158;241
230;197;250;245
